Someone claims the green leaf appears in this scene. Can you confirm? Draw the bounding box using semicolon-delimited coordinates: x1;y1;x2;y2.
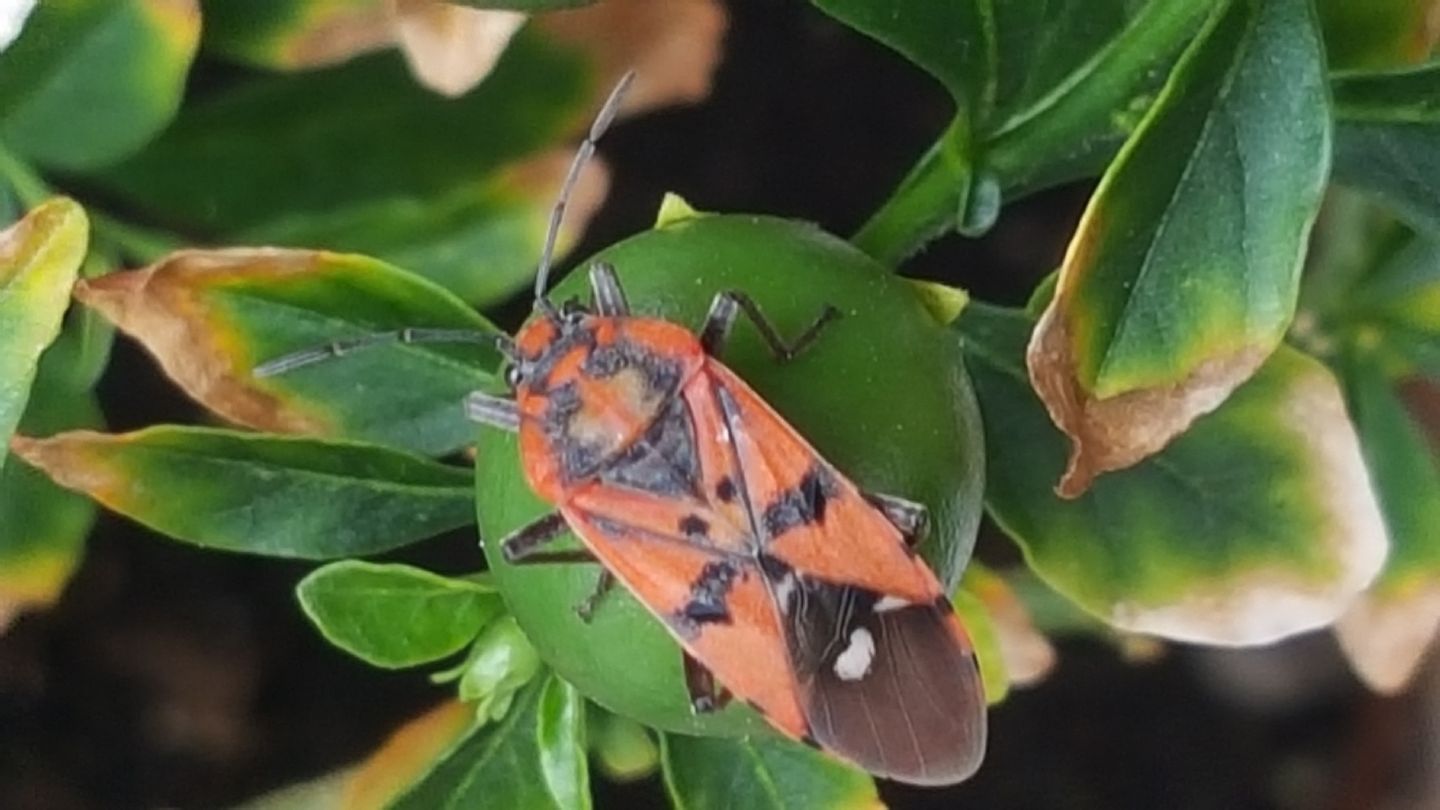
810;0;993;114
0;0;200;171
1316;0;1438;70
1028;0;1331;495
0;311;104;614
457;615;544;723
1340;228;1440;376
1333;63;1440;236
960;303;1387;645
848;0;1214;263
984;0;1217;197
12;426;474;559
536;675;591;810
661;733;880;810
297;561;502;668
76;248;500;456
389;674;588;810
1335;364;1440;693
590;708;659;783
0;197;88;473
96;27;587;233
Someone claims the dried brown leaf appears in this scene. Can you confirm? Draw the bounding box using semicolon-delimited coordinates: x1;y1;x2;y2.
1027;304;1270;497
73;250;334;436
538;0;727;116
387;0;526;98
1337;587;1440;694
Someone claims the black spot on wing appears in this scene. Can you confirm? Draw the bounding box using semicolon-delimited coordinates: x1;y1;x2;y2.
673;560;741;638
761;465;838;539
715;476;737;503
678;515;710;539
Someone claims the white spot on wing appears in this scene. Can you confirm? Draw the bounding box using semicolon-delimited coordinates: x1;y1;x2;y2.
773;574;797;613
875;596;911;614
833;627;875;681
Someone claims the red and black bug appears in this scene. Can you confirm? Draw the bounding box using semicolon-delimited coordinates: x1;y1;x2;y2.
259;73;987;785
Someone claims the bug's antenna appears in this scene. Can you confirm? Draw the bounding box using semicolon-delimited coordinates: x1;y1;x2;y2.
534;69;636;322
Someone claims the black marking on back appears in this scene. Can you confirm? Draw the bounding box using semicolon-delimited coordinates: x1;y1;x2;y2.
581;340;682;396
715;476;737;503
761;465;839;540
544;382;608;480
679;514;710;539
674;560;740;636
525;324;597;394
599;396;702;498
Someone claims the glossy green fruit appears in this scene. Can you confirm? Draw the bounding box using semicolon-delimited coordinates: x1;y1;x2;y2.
476;212;984;736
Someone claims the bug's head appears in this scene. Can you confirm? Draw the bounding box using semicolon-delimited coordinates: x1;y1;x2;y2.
503;296;593;391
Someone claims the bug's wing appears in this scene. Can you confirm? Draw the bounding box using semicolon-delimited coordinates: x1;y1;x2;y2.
560;504;810;739
703;362;988;785
783;576;987;786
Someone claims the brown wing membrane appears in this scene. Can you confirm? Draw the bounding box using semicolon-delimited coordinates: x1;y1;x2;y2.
785;574;987;785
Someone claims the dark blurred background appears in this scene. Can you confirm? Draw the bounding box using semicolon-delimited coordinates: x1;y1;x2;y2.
0;1;1431;808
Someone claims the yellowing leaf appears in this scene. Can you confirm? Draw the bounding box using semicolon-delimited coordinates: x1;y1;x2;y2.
537;0;726;116
343;701;474;810
962;564;1056;689
1028;0;1331;497
0;198;88;472
1336;372;1440;693
75;248;500;455
966;304;1387;646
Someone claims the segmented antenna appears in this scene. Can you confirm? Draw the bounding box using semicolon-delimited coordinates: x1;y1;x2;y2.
533;70;636;320
252;328;507;378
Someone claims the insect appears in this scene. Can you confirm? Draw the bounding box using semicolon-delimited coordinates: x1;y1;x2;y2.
257;73;987;786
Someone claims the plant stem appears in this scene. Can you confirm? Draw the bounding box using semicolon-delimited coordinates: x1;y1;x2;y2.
0;144;52;208
851;115;971;268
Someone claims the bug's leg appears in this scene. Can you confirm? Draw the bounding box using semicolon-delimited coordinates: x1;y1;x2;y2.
499;512;592;564
699;292;841;362
588;262;630;317
465;392;520;432
683;651;733;714
574;569;616;623
863;491;929;548
254;328;509;377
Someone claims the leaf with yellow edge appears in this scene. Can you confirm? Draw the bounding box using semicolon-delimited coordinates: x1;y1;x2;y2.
0;310;104;622
0;198;87;472
961;563;1056;691
1316;0;1440;71
1028;0;1331;496
966;303;1387;646
1336;368;1440;693
343;700;475;810
75;248;500;455
12;426;474;559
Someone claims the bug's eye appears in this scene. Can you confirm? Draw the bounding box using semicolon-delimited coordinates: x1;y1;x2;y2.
504;364;523;388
